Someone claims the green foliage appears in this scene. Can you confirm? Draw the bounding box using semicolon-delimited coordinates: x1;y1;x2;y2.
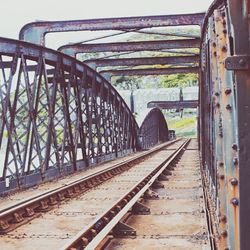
167;115;197;138
168;116;196;129
160;73;198;88
113;76;141;90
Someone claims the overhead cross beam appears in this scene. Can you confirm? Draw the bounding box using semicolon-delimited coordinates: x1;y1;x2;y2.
58;39;201;57
147;100;198;109
100;66;199;80
84;55;199;68
19;13;205;45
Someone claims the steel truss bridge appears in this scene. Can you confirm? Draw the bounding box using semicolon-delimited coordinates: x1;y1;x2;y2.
0;0;249;249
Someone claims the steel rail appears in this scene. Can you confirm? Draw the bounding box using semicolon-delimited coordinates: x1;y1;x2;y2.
61;139;190;250
0;139;180;234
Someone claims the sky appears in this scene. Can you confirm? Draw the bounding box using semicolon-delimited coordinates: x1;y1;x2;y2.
1;0;213;49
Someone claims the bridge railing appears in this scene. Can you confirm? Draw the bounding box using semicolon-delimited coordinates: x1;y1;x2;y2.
0;37;138;192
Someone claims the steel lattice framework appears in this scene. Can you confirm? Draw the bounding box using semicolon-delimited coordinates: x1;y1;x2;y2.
0;37;170;193
0;37;141;192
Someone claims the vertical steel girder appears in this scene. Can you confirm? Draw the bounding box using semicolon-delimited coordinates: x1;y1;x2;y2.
58;39;201;57
201;0;250;249
0;37;138;193
19;13;205;45
227;1;250;249
137;108;169;150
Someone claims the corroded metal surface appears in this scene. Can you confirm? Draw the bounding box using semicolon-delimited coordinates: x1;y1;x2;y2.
19;14;205;45
59;40;200;57
200;0;250;248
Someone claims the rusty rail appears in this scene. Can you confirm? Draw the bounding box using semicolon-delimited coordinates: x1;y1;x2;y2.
61;139;190;250
0;139;180;234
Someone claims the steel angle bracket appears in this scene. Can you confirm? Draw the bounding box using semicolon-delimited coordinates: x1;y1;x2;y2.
224;55;249;70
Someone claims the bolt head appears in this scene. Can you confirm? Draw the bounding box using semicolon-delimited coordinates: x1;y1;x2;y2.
219;215;227;223
232;143;238;151
239;58;246;66
233;157;238;165
218;162;224;167
224;88;232;95
219;175;225;180
231;197;239;206
221;230;228;237
222;46;227;52
230;178;238;186
226;104;232;110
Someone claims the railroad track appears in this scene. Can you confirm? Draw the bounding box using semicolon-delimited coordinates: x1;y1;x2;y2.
0;138;186;249
105;139;209;250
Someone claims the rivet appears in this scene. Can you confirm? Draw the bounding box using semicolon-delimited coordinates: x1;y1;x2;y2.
233;157;238;165
215;92;220;96
216;102;220;108
212;42;216;47
232;143;238;151
231;198;239;206
230;178;238;186
213;51;217;57
222;20;227;25
222;46;227;52
219;215;227;223
221;230;228;237
226;104;232;110
219;175;225;180
224;88;232;95
219;162;224;167
219;132;223;137
221;12;226;17
223;29;227;34
239;58;246;66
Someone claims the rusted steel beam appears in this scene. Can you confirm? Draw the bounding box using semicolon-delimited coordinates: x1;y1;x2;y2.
227;1;250;249
100;67;199;79
84;55;199;68
19;13;205;45
58;39;201;57
147;100;198;109
208;13;225;250
213;9;239;250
